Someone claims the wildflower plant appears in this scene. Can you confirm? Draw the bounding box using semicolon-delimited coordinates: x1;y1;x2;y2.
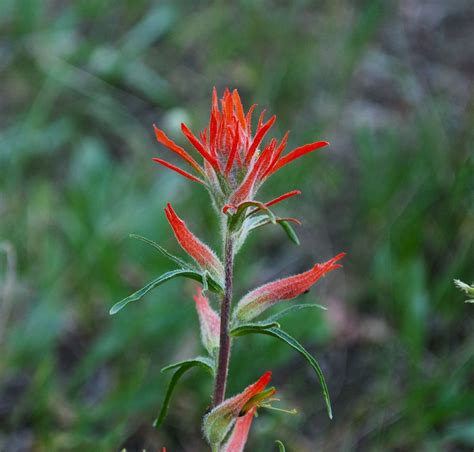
110;88;345;450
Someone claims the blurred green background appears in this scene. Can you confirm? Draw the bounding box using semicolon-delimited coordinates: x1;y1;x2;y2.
1;0;473;450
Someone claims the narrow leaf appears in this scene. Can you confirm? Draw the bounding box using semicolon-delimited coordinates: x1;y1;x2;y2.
230;321;280;336
109;269;223;315
233;326;333;419
275;440;286;451
130;233;192;268
161;356;214;374
154;357;214;428
265;303;327;323
278;220;300;245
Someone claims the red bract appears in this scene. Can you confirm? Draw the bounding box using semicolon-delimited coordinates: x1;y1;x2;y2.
234;252;346;322
221;407;256;452
194;288;220;354
164;203;224;282
152;88;329;208
203;371;273;446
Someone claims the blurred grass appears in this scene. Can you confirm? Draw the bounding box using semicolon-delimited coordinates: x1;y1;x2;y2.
1;0;473;450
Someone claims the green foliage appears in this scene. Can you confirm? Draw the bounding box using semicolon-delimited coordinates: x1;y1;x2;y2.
232;325;333;419
154;357;214;428
275;439;286;451
109;268;223;315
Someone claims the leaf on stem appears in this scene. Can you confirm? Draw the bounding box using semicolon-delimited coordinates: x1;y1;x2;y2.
277;220;300;245
130;234;192;268
154;357;214;428
109;269;223;315
231;326;333;419
275;440;286;451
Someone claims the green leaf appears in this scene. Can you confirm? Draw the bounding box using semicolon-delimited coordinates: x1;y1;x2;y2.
109;268;223;315
161;356;214;373
232;326;333;419
278;220;300;245
230;321;281;336
265;303;326;323
154;357;214;428
130;233;192;269
275;440;286;451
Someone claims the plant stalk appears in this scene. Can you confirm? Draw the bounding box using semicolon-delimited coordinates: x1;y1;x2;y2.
213;230;234;406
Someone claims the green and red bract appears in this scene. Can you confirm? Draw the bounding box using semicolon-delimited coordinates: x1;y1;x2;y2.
234;252;346;323
153;88;329;209
203;371;274;447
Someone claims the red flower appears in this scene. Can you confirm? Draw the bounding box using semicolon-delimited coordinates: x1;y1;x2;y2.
203;371;274;446
194;288;220;353
153;88;329;207
234;252;346;322
164;203;224;283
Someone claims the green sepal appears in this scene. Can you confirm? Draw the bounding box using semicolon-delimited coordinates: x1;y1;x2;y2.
109;268;223;315
154;357;214;428
240;387;276;415
232;326;333;419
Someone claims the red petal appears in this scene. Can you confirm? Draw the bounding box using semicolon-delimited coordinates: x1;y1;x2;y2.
152;158;205;184
245;115;276;165
265;190;301;207
181;123;220;171
221;408;256;452
262;131;290;178
153;125;203;174
232;89;247;129
230;145;273;205
225;121;240;175
270;141;329;175
164;204;224;280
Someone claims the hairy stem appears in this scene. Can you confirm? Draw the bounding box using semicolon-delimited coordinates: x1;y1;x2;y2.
213;230;234;406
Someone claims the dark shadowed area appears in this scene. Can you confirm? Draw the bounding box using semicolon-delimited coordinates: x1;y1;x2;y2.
1;0;473;451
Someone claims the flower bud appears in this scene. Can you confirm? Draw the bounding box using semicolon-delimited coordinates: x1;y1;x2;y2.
234;253;345;322
194;288;220;354
165;203;224;284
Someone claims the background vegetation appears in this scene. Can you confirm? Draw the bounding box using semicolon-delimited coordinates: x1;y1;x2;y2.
1;0;473;450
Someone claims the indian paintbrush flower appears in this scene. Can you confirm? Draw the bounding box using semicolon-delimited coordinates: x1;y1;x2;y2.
153;88;329;210
112;87;345;451
234;252;346;323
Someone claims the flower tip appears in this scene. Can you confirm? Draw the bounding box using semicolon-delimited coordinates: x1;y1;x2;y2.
261;370;272;384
